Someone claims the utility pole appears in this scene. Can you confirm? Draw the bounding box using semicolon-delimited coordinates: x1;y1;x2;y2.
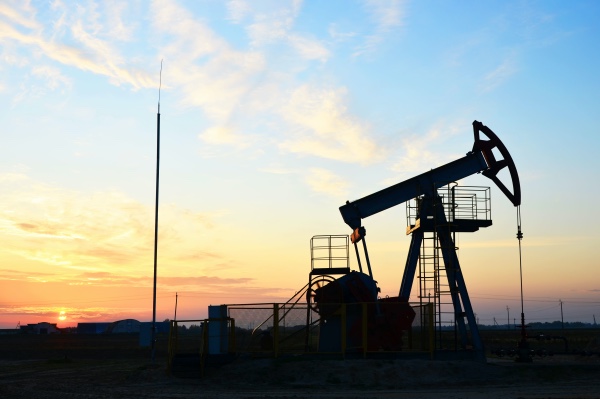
560;299;564;330
507;306;510;330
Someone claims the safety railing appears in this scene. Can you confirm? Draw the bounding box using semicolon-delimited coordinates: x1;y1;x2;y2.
226;302;434;358
310;235;350;275
406;185;491;226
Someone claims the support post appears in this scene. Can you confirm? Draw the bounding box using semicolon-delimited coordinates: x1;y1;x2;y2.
399;230;423;300
341;303;347;357
362;302;368;358
361;237;374;279
273;303;279;357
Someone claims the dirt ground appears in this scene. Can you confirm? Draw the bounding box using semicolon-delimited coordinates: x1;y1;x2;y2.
1;354;599;399
1;334;599;398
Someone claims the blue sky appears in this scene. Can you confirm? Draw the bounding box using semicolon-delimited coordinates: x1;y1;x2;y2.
0;0;599;328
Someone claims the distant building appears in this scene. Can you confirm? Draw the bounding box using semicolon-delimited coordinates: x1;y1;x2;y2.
108;319;141;334
20;322;60;334
77;322;111;334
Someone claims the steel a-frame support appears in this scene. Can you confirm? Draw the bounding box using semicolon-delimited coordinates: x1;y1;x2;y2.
398;195;484;360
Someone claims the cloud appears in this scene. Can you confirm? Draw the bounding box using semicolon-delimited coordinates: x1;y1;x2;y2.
242;1;329;61
151;0;267;129
328;23;357;42
0;2;155;91
0;2;39;31
288;34;330;62
389;122;465;180
304;168;350;198
200;125;253;148
103;0;137;42
353;0;405;57
0;268;55;280
154;0;368;164
279;85;383;164
226;0;252;23
259;165;351;198
2;1;376;166
479;55;518;92
0;305;113;320
31;64;72;90
0;173;225;277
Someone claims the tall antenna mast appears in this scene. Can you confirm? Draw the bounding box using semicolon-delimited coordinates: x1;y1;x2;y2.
151;59;163;362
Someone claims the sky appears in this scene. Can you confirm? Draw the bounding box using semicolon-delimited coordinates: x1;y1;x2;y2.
1;0;599;329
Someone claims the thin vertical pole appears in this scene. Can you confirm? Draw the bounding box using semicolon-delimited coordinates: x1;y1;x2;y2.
174;292;178;321
273;304;279;358
515;205;531;362
560;299;564;330
151;60;163;362
517;206;525;339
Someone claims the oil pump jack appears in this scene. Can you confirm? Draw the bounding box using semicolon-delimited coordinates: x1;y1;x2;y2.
308;121;521;360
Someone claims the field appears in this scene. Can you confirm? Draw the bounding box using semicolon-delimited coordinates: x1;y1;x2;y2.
0;329;599;398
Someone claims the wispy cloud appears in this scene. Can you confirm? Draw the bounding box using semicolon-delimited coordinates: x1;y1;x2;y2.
0;268;55;280
103;0;137;42
152;0;342;163
389;122;465;180
200;125;254;148
226;0;252;24
31;64;72;92
0;1;155;93
0;173;225;278
279;84;383;164
288;34;330;62
479;55;518;92
259;165;350;198
353;0;405;57
2;1;379;167
304;168;350;198
0;2;39;31
328;23;357;42
0;305;116;321
152;0;267;129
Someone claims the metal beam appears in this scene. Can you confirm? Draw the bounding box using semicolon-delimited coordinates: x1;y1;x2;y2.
339;151;487;229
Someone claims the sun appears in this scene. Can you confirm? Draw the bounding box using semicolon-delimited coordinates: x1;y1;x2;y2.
58;310;67;321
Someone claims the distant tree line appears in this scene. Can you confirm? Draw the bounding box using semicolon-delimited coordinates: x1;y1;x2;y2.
477;321;597;330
